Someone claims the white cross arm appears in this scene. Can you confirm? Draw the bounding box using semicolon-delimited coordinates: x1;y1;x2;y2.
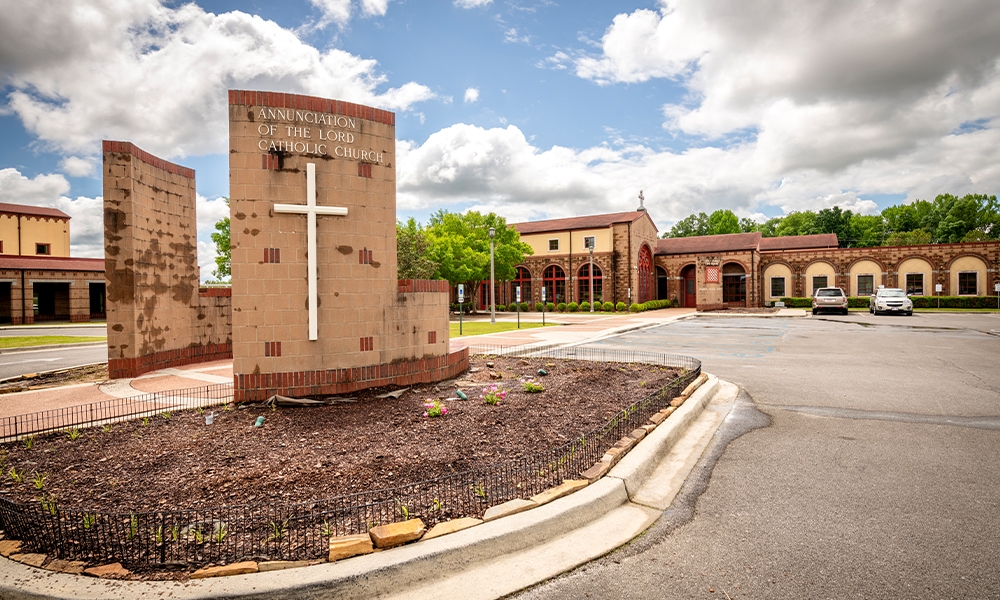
274;204;348;216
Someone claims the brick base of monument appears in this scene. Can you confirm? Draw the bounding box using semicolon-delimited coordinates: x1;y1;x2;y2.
233;348;470;402
108;342;234;379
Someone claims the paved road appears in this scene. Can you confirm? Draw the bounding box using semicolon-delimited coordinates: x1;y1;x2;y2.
0;324;107;338
0;345;107;380
518;313;1000;599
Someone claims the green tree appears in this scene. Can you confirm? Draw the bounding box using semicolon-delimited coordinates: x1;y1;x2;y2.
847;214;885;248
707;209;741;235
774;211;818;237
425;210;532;309
758;217;782;237
885;229;933;246
663;212;710;238
739;217;760;233
396;218;438;279
210;198;231;282
814;207;854;246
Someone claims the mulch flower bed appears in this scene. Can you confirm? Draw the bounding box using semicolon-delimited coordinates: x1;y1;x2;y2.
0;357;681;515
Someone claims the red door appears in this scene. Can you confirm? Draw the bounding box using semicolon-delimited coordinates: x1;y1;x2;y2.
681;265;696;307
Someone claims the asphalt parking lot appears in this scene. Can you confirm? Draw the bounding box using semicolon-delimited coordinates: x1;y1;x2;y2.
518;313;1000;599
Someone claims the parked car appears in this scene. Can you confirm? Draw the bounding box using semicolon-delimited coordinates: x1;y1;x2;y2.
870;288;913;316
812;287;848;315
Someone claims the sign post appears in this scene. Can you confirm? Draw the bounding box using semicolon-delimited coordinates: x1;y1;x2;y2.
541;287;546;326
935;283;942;309
457;284;465;336
995;282;999;309
516;285;521;329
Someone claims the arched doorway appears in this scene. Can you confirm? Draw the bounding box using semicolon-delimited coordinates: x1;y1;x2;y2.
513;266;532;306
722;263;747;306
577;263;603;304
680;264;696;307
656;266;668;300
637;245;653;303
543;265;566;304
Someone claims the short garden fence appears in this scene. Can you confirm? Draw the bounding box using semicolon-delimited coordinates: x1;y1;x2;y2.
0;344;700;570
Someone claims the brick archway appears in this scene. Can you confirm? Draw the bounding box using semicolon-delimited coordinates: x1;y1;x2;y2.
637;244;653;303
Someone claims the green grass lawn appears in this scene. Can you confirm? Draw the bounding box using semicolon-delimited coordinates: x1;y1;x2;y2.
449;322;555;337
0;336;107;349
848;307;1000;313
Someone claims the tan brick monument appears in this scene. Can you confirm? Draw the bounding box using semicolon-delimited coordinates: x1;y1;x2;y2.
227;90;465;401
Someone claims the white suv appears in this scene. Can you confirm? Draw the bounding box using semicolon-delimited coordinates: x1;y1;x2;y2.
813;287;848;315
870;288;913;316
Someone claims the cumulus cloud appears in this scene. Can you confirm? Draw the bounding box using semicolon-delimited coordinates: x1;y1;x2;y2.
454;0;492;8
59;156;95;177
463;87;480;103
0;0;433;161
309;0;390;27
503;28;530;44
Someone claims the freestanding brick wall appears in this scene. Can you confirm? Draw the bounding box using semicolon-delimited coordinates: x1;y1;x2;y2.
103;141;233;378
228;91;465;401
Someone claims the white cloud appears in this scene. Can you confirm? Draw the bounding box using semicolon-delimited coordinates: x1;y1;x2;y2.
454;0;492;8
0;0;433;161
59;156;95;177
308;0;389;27
360;0;390;17
464;87;480;103
503;28;530;44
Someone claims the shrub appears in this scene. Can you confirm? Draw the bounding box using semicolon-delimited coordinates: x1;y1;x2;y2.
779;297;813;308
567;302;579;312
910;295;1000;309
580;301;591;311
520;302;530;311
546;302;556;312
556;302;567;312
496;304;506;312
629;303;641;312
535;302;544;312
603;302;615;311
615;302;627;312
847;297;869;308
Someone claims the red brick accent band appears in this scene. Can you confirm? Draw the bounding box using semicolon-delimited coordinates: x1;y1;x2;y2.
199;287;232;297
228;90;395;126
102;141;196;179
108;342;233;379
397;279;450;293
234;348;469;402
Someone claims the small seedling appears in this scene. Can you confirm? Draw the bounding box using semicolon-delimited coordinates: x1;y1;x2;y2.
169;525;180;542
141;417;150;427
37;494;57;516
32;472;46;490
154;525;163;544
522;381;545;393
268;519;288;541
67;427;81;441
321;520;334;537
8;467;24;483
160;411;172;420
430;498;443;512
396;499;410;520
22;436;34;450
196;407;204;415
83;513;97;529
128;513;139;540
471;483;486;499
133;432;143;439
213;524;227;543
223;403;233;412
101;424;113;433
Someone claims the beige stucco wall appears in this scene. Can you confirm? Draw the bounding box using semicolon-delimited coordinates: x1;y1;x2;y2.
0;214;69;256
805;261;836;296
0;215;17;255
950;255;987;295
520;228;612;257
763;263;792;301
897;258;933;295
848;259;882;296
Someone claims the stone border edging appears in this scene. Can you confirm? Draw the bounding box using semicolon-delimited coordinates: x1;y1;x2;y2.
0;374;725;600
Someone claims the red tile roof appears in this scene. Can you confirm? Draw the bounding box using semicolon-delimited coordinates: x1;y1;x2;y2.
0;256;104;272
0;203;70;220
656;232;762;255
759;233;839;251
514;211;653;234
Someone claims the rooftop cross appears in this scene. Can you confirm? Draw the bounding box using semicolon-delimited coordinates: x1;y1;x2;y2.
273;163;348;341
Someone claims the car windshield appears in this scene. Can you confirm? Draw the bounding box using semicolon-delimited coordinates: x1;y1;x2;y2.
881;290;906;297
816;289;843;297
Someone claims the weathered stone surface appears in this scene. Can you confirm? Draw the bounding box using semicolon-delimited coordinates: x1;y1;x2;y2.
581;461;611;482
681;373;709;398
369;519;426;549
669;396;687;407
190;561;258;579
489;371;502;380
641;423;657;434
648;411;668;425
628;428;647;442
258;560;318;572
663;406;677;416
329;534;374;561
423;517;483;540
0;540;22;557
84;563;130;578
10;553;46;568
530;479;589;506
46;559;87;574
483;499;537;522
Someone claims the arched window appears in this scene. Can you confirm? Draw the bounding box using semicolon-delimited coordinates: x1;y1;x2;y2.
637;245;653;303
722;263;747;304
577;263;603;304
513;266;532;305
543;265;566;304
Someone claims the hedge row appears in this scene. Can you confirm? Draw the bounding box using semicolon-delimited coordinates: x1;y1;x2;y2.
453;300;677;312
779;296;1000;309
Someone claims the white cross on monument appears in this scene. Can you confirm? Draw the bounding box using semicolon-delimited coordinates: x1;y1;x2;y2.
273;163;348;341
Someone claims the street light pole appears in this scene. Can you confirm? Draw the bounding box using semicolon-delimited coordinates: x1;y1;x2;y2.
588;245;594;312
489;226;496;325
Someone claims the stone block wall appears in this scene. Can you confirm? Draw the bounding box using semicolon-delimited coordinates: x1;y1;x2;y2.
103;141;233;379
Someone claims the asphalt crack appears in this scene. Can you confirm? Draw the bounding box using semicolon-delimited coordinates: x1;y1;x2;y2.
773;404;1000;430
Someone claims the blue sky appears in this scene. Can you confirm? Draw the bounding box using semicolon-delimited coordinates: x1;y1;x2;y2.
1;0;998;279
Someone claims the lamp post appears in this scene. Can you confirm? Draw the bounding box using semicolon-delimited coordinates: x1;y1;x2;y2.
489;226;496;325
588;245;595;312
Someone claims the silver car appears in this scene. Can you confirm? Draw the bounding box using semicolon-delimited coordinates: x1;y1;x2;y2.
870;288;913;316
812;287;849;315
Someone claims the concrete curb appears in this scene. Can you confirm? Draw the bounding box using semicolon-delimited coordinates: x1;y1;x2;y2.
0;342;106;355
0;374;727;600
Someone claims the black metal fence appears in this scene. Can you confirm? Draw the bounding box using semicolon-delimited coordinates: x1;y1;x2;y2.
0;383;234;443
0;345;699;570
